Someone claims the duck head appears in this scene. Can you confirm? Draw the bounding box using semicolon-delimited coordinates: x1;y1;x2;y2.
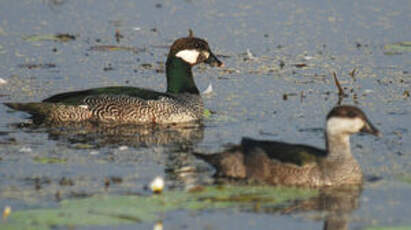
168;32;223;67
326;105;381;137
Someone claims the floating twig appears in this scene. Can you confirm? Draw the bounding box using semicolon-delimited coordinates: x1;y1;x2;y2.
115;29;124;43
333;72;345;105
349;68;357;81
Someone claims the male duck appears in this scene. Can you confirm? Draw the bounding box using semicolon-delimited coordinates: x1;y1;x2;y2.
195;105;381;187
5;31;223;124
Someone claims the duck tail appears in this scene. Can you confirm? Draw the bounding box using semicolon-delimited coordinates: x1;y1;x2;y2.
4;102;53;115
193;152;221;166
193;145;242;165
193;146;246;179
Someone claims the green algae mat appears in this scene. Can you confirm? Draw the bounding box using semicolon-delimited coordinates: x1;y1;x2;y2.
364;227;411;230
1;185;316;230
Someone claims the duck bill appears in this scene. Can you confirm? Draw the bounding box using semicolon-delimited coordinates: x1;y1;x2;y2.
360;120;381;137
205;52;224;67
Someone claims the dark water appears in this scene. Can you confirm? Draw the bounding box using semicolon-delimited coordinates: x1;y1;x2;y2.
0;0;410;229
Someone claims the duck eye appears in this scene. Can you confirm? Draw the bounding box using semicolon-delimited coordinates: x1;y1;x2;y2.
347;111;357;118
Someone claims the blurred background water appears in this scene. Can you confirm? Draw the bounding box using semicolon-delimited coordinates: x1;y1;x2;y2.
0;0;410;229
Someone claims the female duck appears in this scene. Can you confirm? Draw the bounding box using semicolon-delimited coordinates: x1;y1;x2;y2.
5;33;223;124
195;105;381;187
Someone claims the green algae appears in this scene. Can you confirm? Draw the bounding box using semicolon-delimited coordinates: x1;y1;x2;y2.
22;34;75;42
384;41;411;55
1;185;316;229
203;108;212;118
33;156;67;164
364;226;411;230
396;175;411;184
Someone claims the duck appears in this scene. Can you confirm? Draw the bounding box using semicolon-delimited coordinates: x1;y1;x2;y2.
194;105;381;187
4;30;223;124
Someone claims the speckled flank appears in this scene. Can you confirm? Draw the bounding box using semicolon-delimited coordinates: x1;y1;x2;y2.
45;94;203;124
4;33;222;124
47;104;92;122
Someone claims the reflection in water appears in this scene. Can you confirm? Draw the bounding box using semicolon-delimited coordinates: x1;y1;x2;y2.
13;121;204;148
165;146;214;190
281;186;362;230
171;156;362;230
43;0;66;6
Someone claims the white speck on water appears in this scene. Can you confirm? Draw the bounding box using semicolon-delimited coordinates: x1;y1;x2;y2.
132;27;141;31
89;150;99;155
0;78;7;85
19;147;32;153
303;56;314;60
153;221;163;230
202;83;213;95
150;176;165;193
118;145;128;151
246;48;258;60
175;166;196;173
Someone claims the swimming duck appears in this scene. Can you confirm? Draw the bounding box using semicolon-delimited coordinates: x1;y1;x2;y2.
4;31;223;124
195;105;380;187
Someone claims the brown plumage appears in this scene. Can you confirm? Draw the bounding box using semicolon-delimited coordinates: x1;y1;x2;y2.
195;106;381;187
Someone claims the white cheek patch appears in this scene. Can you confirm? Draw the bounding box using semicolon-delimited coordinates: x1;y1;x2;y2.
326;117;364;135
176;49;200;64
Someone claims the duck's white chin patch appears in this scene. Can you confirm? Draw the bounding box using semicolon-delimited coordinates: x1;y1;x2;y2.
176;49;200;64
326;117;364;135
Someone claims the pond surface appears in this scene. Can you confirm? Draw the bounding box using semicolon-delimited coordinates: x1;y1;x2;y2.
0;0;410;229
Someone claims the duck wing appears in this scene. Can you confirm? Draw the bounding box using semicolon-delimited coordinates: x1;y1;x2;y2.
241;137;327;167
43;86;173;105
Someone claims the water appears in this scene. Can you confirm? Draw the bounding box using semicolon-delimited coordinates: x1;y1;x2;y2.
0;0;410;229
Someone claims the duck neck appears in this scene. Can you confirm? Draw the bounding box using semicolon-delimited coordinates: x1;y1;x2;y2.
166;56;199;94
325;132;353;161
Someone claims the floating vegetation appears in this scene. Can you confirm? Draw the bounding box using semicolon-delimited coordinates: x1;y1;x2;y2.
294;63;307;68
396;174;411;184
23;33;76;42
88;45;144;53
384;41;411;55
17;63;56;69
364;226;411;230
203;108;212;118
0;44;4;54
2;185;316;229
33;156;67;164
403;90;410;98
